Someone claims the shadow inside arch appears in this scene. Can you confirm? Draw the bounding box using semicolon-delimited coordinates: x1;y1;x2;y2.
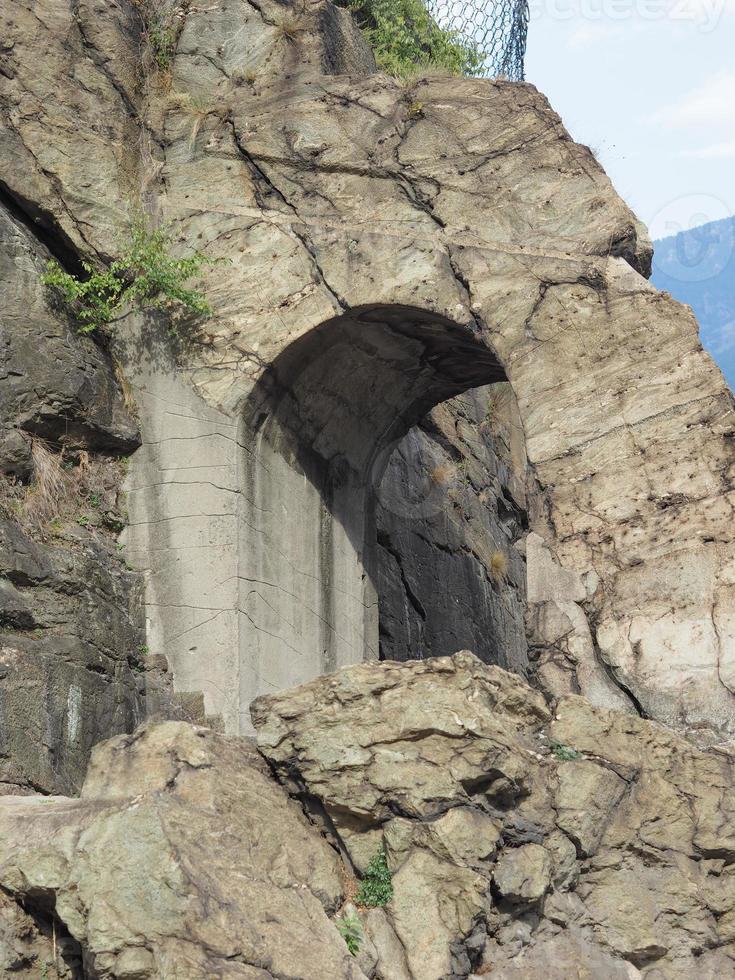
242;304;507;506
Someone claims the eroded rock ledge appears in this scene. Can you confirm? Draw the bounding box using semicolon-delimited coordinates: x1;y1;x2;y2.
2;652;735;978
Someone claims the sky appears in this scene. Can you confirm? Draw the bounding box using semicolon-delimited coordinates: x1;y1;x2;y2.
524;0;735;237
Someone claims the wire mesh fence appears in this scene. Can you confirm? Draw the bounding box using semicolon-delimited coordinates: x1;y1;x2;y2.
424;0;529;80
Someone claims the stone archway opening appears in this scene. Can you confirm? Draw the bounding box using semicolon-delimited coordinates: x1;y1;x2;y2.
238;304;519;729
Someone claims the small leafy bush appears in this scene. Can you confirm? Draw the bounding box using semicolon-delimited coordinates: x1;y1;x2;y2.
337;0;484;78
356;847;393;907
337;913;363;956
42;219;219;334
148;18;176;70
551;741;582;761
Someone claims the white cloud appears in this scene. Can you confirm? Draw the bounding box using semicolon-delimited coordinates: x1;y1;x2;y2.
567;23;626;47
653;71;735;129
681;139;735;159
706;320;735;358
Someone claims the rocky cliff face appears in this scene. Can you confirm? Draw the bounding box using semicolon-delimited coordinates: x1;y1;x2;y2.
2;654;735;978
4;0;734;742
0;198;152;795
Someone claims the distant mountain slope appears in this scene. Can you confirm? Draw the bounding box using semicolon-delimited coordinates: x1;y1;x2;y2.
651;215;735;389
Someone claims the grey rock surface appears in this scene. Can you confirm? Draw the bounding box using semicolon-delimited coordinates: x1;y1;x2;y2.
376;384;528;673
0;519;146;795
0;180;149;795
0;202;140;475
0;721;365;979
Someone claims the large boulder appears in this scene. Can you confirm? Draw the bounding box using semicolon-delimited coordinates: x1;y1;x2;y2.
252;652;735;979
0;721;364;979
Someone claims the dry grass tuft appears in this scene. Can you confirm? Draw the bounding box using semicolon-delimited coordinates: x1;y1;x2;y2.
233;66;259;86
337;859;360;906
481;382;513;435
430;463;456;487
490;551;508;582
114;363;139;418
394;60;459;85
24;438;75;529
274;15;300;41
0;438;129;543
166;90;195;110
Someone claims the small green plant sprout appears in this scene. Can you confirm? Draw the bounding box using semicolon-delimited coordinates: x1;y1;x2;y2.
139;644;149;655
76;514;90;527
337;912;363;956
551;741;582;761
87;492;101;508
148;17;176;70
42;218;221;334
356;847;393;907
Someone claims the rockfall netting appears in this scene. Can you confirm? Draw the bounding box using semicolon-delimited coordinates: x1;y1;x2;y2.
426;0;529;79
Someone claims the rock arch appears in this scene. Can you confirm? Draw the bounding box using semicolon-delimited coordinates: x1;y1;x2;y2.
7;0;730;739
122;236;735;740
237;304;506;714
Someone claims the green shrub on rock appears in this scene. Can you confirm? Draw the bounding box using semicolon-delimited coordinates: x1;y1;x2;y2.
551;741;582;761
337;912;363;955
337;0;484;77
356;847;393;907
42;219;219;334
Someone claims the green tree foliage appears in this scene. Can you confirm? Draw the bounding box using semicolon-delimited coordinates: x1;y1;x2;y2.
42;220;219;334
356;848;394;907
338;0;484;77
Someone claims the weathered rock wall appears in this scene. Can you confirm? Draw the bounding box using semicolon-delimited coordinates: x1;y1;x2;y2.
0;198;152;795
252;653;735;980
2;0;735;742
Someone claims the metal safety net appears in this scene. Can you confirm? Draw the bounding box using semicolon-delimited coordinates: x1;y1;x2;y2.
424;0;529;80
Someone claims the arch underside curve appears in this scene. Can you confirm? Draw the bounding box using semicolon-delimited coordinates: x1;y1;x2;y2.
236;305;507;728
